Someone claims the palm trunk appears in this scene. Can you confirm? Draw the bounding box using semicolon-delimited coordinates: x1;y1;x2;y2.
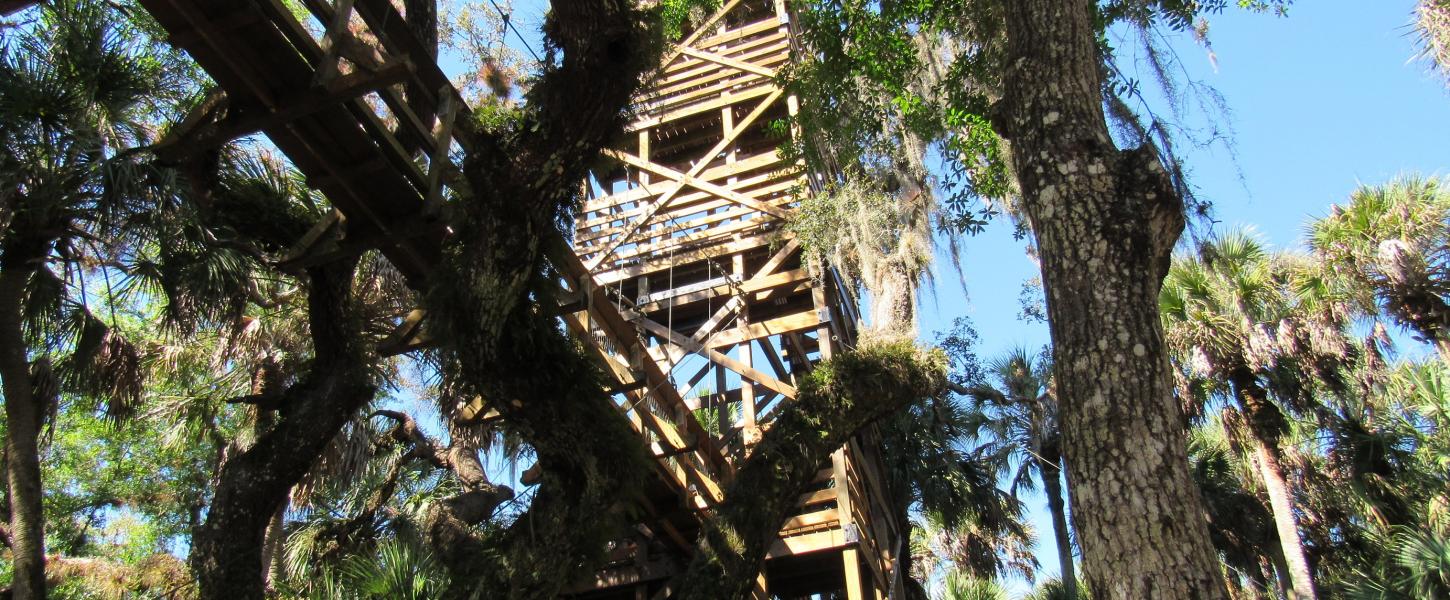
1269;544;1292;599
260;500;287;591
1040;454;1077;599
995;1;1228;597
0;267;46;600
1230;373;1317;600
1253;441;1316;600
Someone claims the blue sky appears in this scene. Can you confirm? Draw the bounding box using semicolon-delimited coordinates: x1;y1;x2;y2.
493;0;1449;595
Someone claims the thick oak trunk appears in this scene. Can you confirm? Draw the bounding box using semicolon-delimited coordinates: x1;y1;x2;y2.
0;267;45;600
416;3;661;595
995;1;1227;597
191;259;374;600
675;342;946;600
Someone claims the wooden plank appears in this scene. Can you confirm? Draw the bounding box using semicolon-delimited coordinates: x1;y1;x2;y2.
657;0;745;68
636;267;806;314
634;315;797;399
594;232;777;285
781;508;840;532
1;0;36;16
548;239;735;479
581;158;792;220
630;82;777;130
767;528;846;558
704;310;819;352
587;87;786;270
679;44;777;78
797;487;837;508
162;0;279;108
606;147;791;219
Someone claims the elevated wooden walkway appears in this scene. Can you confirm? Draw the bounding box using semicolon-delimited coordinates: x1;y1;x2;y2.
121;0;904;595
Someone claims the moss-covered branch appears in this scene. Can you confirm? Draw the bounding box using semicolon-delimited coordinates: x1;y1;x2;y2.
676;341;948;599
415;1;663;596
424;318;650;598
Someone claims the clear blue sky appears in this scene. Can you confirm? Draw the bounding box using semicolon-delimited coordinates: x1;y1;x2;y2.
494;0;1449;595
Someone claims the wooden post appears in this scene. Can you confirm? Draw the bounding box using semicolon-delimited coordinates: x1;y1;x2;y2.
751;571;769;600
835;449;864;600
735;252;757;441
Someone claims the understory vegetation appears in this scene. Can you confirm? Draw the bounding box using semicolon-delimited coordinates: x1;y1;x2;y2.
1;0;1447;599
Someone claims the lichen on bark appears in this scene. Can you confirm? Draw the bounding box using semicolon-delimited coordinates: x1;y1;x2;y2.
994;0;1230;597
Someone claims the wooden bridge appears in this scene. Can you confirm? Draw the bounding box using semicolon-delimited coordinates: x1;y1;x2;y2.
115;0;905;595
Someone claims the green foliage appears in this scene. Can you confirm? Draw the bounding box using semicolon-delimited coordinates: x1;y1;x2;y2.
788;0;1012;231
1418;0;1450;88
658;0;720;39
941;570;1008;600
1308;175;1450;351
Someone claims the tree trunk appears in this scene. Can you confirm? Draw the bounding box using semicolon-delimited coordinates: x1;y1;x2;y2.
869;257;917;338
260;500;287;591
1229;373;1317;600
1269;545;1293;600
1253;441;1316;600
994;1;1228;597
1040;453;1077;599
0;267;45;600
675;342;945;599
191;259;374;600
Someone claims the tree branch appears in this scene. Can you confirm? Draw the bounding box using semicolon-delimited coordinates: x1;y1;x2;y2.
676;341;947;599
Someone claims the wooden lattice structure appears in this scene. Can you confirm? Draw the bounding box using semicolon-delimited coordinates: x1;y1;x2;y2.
567;2;903;598
100;0;904;594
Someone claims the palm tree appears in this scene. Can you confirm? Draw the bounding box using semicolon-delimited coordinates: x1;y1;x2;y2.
1161;230;1331;599
1417;0;1450;88
940;569;1010;600
1308;176;1449;362
963;347;1077;599
0;2;196;594
882;319;1039;598
1188;416;1287;599
1338;361;1450;598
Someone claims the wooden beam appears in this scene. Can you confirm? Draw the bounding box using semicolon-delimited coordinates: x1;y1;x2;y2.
586;87;786;270
162;0;279;108
679;44;777;78
606;147;791;221
634;314;797;399
312;0;356;87
658;0;745;68
0;0;35;16
424;87;457;217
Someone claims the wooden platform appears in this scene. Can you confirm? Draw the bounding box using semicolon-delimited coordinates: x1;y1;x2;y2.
124;0;904;595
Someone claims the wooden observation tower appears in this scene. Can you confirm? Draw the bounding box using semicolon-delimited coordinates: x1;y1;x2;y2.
567;1;905;598
101;0;904;592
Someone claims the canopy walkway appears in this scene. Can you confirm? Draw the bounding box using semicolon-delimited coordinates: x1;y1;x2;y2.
118;0;904;595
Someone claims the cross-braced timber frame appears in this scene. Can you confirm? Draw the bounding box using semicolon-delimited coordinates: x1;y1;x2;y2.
55;0;909;594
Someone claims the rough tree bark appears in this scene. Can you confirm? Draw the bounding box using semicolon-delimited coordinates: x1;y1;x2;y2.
0;266;46;600
674;342;946;599
416;1;661;596
994;0;1228;597
190;257;375;600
